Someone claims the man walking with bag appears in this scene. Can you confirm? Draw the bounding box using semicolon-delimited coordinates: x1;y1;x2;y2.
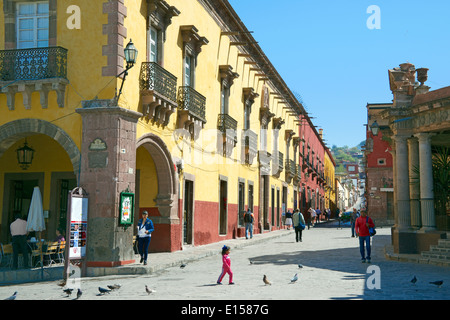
292;209;306;243
355;210;375;263
244;209;254;239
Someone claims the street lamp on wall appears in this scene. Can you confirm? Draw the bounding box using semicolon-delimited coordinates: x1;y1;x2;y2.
116;39;138;100
370;120;380;136
16;139;35;170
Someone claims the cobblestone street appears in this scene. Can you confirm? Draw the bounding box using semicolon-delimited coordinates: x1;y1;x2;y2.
1;222;448;302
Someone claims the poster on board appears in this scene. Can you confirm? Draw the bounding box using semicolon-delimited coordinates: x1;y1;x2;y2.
69;195;88;259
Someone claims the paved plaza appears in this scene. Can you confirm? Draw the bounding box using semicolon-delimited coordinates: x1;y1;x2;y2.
0;221;448;301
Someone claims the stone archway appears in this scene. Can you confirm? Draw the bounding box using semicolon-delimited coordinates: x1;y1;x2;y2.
0;118;81;176
136;133;178;223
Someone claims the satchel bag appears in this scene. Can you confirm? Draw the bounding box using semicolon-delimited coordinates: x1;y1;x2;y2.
367;217;376;236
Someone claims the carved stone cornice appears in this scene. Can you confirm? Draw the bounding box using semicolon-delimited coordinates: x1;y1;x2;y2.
243;87;259;105
219;65;239;88
1;78;68;110
272;117;285;130
285;129;295;143
180;25;209;56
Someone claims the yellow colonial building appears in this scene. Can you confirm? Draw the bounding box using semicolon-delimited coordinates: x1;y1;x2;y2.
324;148;337;213
0;0;307;268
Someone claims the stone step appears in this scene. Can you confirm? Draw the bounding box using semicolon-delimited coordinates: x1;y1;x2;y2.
428;245;450;254
437;239;450;248
420;238;450;267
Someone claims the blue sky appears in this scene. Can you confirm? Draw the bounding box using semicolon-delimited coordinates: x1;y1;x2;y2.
228;0;450;148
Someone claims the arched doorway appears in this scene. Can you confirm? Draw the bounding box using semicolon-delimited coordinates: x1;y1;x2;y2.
0;119;80;243
136;133;180;252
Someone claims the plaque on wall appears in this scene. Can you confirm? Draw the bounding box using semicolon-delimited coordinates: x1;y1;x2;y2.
88;152;108;168
89;138;107;151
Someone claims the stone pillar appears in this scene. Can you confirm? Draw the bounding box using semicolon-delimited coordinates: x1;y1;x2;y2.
76;99;142;268
393;135;411;230
407;137;421;229
415;133;436;231
389;148;398;227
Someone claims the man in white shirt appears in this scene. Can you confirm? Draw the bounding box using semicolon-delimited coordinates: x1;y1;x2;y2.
10;213;30;269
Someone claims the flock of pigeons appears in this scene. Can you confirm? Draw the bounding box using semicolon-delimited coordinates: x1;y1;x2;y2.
262;263;303;286
2;262;445;300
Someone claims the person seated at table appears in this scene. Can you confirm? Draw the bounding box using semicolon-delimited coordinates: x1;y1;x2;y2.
53;228;65;243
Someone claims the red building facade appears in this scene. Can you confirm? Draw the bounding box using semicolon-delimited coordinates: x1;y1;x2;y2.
298;115;327;216
365;103;394;225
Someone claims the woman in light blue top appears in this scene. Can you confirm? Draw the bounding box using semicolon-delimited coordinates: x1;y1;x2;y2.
137;211;154;265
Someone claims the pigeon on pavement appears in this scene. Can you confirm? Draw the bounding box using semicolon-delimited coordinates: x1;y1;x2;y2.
145;285;156;294
75;289;82;300
429;280;443;287
180;263;187;269
107;284;121;290
99;287;111;294
4;292;17;300
263;275;271;285
290;273;298;283
63;288;74;296
298;264;303;268
410;276;417;285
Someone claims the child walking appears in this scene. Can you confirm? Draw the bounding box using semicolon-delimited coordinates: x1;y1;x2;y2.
217;245;234;285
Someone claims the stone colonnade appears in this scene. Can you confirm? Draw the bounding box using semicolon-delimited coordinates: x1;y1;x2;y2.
394;132;436;232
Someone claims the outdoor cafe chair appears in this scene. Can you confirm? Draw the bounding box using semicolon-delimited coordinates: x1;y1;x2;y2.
57;241;66;264
42;241;59;266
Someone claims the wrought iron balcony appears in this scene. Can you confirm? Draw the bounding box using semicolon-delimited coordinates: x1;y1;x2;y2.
272;151;283;178
0;46;68;109
139;62;178;125
294;164;301;184
242;129;258;165
140;62;177;102
285;159;296;183
217;113;237;134
0;46;68;81
177;86;206;121
218;114;238;156
177;86;206;139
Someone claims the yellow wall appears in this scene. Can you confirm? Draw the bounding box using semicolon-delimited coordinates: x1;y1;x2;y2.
124;0;299;209
324;151;336;209
0;0;302;225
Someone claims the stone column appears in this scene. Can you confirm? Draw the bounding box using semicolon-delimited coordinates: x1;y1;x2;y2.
407;137;421;229
76;99;142;268
415;133;436;231
393;135;411;230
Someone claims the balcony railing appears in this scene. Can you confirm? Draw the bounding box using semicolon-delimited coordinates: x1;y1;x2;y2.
139;62;177;102
217;113;237;133
278;152;284;172
177;86;206;122
286;159;296;175
0;46;68;81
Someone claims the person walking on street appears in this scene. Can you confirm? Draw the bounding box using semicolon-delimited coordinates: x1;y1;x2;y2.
309;208;316;227
292;209;306;242
137;211;154;265
355;210;375;263
244;209;255;239
305;208;312;229
316;208;321;223
217;245;234;285
285;210;293;230
10;213;30;269
350;208;359;237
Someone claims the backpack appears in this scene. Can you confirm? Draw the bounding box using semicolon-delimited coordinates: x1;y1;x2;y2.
244;212;253;223
367;217;376;236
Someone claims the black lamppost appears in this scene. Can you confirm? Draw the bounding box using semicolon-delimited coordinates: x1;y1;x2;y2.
16;139;35;170
116;39;138;100
370;120;380;136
